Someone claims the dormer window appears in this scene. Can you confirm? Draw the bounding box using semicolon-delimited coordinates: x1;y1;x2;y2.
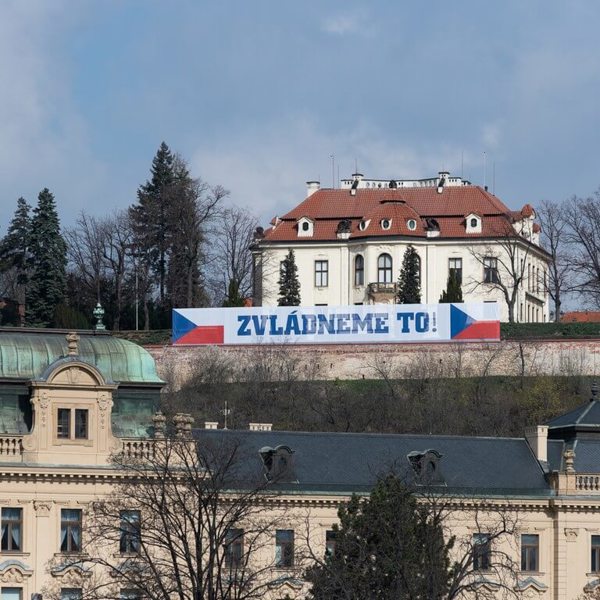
57;408;89;440
407;219;417;231
358;219;370;231
381;218;391;230
297;217;314;238
260;445;296;482
407;449;445;485
465;213;482;233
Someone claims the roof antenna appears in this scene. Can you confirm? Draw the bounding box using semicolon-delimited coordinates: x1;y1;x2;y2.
461;150;464;178
355;157;358;173
329;154;335;189
493;161;496;195
483;151;487;190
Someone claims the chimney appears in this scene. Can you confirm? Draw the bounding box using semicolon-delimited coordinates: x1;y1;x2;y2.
306;181;320;197
437;171;448;194
525;425;548;463
249;422;273;431
204;421;219;430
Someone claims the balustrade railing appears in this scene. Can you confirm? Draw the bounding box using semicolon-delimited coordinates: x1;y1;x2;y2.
122;439;155;459
0;436;23;458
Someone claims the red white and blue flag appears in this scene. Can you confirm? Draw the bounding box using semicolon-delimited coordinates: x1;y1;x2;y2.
172;303;500;346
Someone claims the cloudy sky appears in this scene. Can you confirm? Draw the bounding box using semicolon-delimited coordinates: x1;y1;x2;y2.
1;0;600;231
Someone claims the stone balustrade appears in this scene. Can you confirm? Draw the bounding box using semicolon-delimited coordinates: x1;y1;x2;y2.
0;436;23;459
121;439;155;459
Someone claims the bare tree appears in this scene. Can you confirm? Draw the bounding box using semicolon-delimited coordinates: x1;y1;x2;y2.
468;217;540;323
563;191;600;307
45;416;281;600
167;157;228;308
65;212;107;303
101;211;133;330
536;199;571;321
208;206;258;305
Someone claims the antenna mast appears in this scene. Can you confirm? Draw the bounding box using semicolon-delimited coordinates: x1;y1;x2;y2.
329;154;335;189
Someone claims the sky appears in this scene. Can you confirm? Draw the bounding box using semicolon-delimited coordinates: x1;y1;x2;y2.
1;0;600;232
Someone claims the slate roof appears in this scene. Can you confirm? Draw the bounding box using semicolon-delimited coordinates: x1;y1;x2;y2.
261;186;537;244
194;429;551;497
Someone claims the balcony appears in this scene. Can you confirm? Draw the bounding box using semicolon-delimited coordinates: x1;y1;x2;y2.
368;282;397;304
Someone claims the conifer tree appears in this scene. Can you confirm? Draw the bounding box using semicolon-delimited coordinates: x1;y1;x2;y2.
396;245;421;304
439;270;463;303
130;142;176;307
277;249;301;306
27;188;67;326
222;279;245;307
0;197;32;305
306;474;453;599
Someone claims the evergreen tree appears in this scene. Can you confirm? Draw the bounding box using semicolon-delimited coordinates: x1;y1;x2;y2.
130;142;176;308
0;197;32;305
222;279;245;307
397;245;421;304
27;188;67;326
277;249;300;306
165;157;203;310
306;474;453;599
439;270;463;303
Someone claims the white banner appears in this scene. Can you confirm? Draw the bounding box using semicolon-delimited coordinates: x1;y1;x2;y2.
172;303;500;345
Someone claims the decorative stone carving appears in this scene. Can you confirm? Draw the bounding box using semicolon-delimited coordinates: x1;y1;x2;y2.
564;448;576;473
1;568;24;583
33;501;53;516
66;331;80;356
565;528;579;541
153;410;167;439
98;393;111;430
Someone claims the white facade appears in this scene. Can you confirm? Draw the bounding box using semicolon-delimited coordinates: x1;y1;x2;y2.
252;172;550;322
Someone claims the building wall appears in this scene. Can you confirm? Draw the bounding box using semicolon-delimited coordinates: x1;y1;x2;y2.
258;237;549;323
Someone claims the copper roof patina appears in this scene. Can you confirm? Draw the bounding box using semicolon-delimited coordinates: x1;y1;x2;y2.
0;328;163;385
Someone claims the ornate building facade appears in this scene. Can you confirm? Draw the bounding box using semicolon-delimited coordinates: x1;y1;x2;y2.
251;171;550;322
0;327;599;599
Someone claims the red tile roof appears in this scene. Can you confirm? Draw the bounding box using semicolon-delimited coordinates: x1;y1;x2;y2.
263;185;535;243
561;311;600;323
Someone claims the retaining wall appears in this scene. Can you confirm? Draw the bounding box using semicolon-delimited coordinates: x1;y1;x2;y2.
146;339;600;390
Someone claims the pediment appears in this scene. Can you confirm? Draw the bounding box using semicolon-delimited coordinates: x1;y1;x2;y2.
50;562;92;583
43;360;107;387
0;560;33;583
515;576;548;592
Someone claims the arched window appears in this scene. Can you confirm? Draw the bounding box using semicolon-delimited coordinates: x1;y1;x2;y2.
378;253;393;283
355;255;364;286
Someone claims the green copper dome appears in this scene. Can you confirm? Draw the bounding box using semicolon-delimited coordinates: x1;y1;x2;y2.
0;329;163;385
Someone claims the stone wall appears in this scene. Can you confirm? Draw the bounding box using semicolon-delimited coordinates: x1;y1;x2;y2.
147;339;600;390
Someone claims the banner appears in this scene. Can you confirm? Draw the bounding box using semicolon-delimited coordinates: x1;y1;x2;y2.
172;303;500;346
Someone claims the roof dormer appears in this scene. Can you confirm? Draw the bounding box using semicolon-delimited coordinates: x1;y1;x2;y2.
297;216;314;238
465;212;482;234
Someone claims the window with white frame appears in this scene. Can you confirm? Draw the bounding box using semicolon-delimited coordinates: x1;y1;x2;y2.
449;257;462;285
520;534;539;572
275;529;294;568
1;508;22;552
56;408;88;440
378;254;393;283
354;255;364;286
60;509;82;553
483;257;499;284
315;260;329;287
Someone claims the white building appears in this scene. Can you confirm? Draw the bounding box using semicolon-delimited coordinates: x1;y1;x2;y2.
251;171;550;322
